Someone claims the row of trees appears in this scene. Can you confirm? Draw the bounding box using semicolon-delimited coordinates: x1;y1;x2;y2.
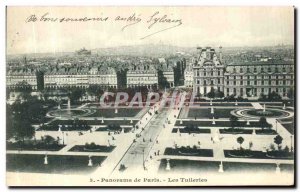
230;115;271;130
236;135;284;151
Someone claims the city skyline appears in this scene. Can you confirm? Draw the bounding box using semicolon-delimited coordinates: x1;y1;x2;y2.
7;6;294;55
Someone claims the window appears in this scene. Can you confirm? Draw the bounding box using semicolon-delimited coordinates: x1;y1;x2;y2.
254;81;257;85
240;81;243;85
283;67;286;73
240;68;243;73
247;81;250;85
254;68;257;73
211;80;214;85
247;68;250;73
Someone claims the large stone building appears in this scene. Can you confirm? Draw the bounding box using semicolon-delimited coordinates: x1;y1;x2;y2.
224;61;294;97
7;68;38;90
44;65;117;89
126;63;158;88
158;58;175;87
192;46;294;98
193;47;224;95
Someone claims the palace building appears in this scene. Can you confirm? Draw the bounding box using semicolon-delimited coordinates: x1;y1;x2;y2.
192;46;294;98
193;47;225;95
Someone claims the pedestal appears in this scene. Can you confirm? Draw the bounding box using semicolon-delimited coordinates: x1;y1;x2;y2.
88;157;93;167
276;164;281;174
166;159;171;171
252;129;256;135
218;161;224;173
247;120;250;125
180;120;183;125
212;117;216;125
44;155;48;165
115;108;118;114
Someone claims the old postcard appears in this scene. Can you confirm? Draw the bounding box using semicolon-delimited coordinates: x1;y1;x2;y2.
6;6;295;186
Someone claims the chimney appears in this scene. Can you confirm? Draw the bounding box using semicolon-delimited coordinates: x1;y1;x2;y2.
219;46;223;62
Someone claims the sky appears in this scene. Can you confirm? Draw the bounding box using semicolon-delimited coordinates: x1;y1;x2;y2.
6;6;294;55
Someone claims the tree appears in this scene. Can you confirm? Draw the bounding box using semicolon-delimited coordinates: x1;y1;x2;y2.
68;87;85;103
258;117;272;130
12;117;35;143
268;91;282;101
237;136;244;149
15;81;32;93
230;115;239;129
215;91;224;98
87;85;103;100
274;135;283;150
43;135;56;145
287;88;294;100
207;88;215;99
259;93;267;101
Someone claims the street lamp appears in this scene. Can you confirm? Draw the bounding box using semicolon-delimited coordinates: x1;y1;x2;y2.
291;135;293;152
62;131;65;145
142;148;146;170
275;119;278;133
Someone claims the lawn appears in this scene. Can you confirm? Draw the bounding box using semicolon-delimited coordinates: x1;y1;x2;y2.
281;123;294;134
69;145;115;152
37;119;139;131
224;150;294;160
191;103;253;107
187;108;235;119
158;159;219;173
175;120;262;128
85;108;143;117
6;154;106;174
172;128;211;134
164;147;213;157
95;127;133;133
158;159;294;173
7;142;65;151
219;128;277;135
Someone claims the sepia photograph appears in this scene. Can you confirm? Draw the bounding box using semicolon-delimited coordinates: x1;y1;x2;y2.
5;6;295;186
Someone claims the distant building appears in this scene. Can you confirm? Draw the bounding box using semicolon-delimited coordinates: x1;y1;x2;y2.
44;66;117;89
184;58;195;88
76;47;91;56
158;58;175;88
127;63;158;88
7;68;37;90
